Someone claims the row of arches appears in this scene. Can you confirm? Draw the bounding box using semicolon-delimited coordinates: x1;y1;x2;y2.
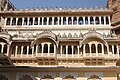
11;43;56;57
17;74;102;80
5;16;110;26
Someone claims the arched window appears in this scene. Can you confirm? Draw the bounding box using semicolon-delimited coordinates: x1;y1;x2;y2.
29;46;32;54
62;45;66;54
34;45;36;53
114;45;117;54
78;17;83;25
17;46;21;55
63;17;66;25
85;17;88;24
68;46;72;54
104;45;107;54
12;18;16;25
44;44;48;53
34;17;38;25
106;16;109;24
0;44;2;53
85;44;90;53
91;44;96;53
50;44;54;53
3;44;7;54
24;18;27;25
39;17;42;25
17;18;22;25
38;44;42;53
54;17;58;25
29;18;33;25
23;46;27;54
90;17;94;25
6;18;11;25
43;17;47;25
12;46;15;56
98;44;102;53
101;17;104;24
49;17;52;25
109;45;112;52
59;17;61;25
73;17;77;25
95;17;100;24
80;45;83;54
68;17;72;25
74;46;77;54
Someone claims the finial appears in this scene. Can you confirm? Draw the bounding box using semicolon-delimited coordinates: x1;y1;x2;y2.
100;6;103;10
95;6;98;10
84;6;87;10
79;7;82;10
89;6;93;10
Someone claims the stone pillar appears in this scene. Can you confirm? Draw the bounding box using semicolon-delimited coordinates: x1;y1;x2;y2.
52;17;54;25
10;17;13;26
1;43;4;55
33;17;35;26
47;17;49;25
66;46;68;57
48;43;50;56
36;45;38;56
72;17;73;25
38;17;40;25
77;17;79;25
27;17;30;26
83;45;85;56
96;44;98;56
15;46;18;57
41;43;44;56
108;16;111;25
60;45;62;57
27;46;29;57
77;46;79;57
42;17;44;25
93;16;96;25
22;17;24;26
104;16;106;25
32;47;34;57
112;45;114;56
88;16;90;25
4;18;7;27
61;17;63;25
83;17;85;25
58;17;59;25
99;16;101;25
102;44;104;56
117;45;119;57
54;45;56;56
66;17;68;25
72;45;74;57
16;18;18;26
90;44;92;56
21;46;23;57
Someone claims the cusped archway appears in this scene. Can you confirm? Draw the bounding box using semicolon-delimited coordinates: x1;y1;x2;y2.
87;75;102;80
19;74;33;80
80;31;108;47
31;30;58;47
63;74;76;80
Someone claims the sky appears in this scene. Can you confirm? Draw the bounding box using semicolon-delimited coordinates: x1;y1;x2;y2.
10;0;108;9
